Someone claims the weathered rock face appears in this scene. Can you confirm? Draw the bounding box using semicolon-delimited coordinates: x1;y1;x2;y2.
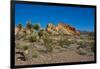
46;23;80;36
15;27;34;36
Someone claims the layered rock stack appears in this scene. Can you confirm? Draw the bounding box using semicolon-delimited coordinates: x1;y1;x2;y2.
46;23;80;36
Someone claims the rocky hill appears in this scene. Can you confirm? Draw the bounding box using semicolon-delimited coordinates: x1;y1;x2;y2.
15;23;80;36
46;23;80;36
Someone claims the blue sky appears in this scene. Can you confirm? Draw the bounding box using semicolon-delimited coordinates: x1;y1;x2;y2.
15;3;95;32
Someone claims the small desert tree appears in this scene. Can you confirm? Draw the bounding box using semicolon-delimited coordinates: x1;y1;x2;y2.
33;24;40;31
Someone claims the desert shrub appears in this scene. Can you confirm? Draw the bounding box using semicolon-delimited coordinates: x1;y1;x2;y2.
24;47;38;60
15;45;28;50
16;45;29;51
77;41;83;45
42;33;53;52
78;48;87;55
88;41;95;52
77;41;95;55
28;31;39;42
23;46;28;51
38;29;45;38
16;45;22;49
33;24;40;31
28;36;37;42
80;37;84;39
77;41;89;49
45;44;53;52
16;45;29;55
59;39;73;48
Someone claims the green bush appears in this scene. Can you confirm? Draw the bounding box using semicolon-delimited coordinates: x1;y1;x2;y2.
28;36;37;42
42;34;53;53
16;45;22;49
23;46;28;51
78;50;87;55
77;41;83;46
59;39;73;48
38;29;45;38
33;24;40;31
16;45;29;51
80;37;83;39
28;31;39;42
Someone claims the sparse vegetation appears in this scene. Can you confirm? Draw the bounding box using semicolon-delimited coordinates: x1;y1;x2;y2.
38;29;45;38
15;22;95;65
59;39;74;48
77;41;83;46
42;32;53;52
16;45;22;49
28;31;39;42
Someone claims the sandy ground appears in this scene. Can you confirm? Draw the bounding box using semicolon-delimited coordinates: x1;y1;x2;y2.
15;40;94;66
